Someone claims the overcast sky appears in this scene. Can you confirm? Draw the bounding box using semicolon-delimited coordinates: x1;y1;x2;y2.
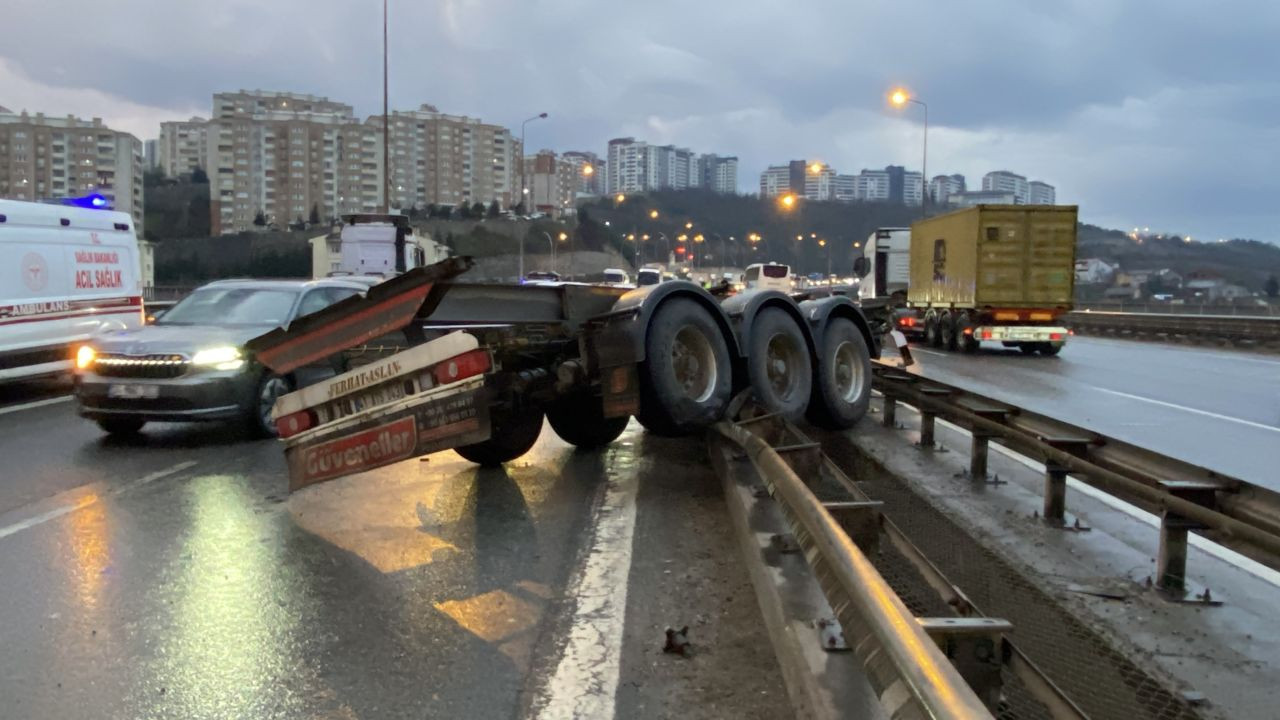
5;0;1278;242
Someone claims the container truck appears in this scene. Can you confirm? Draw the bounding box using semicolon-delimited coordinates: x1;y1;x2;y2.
246;243;880;491
856;205;1077;355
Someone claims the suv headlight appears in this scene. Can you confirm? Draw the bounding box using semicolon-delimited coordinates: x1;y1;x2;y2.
75;345;96;370
191;346;245;371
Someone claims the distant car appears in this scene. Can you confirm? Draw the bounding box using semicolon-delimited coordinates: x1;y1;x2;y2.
601;268;631;286
73;278;368;437
636;268;663;286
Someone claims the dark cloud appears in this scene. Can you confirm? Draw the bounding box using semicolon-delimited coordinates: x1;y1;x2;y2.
3;0;1278;240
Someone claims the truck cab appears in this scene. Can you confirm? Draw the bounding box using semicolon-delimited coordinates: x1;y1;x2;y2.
858;227;911;303
742;263;792;292
333;213;428;278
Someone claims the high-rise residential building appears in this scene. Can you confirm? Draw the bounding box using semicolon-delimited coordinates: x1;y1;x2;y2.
1028;180;1056;205
844;166;922;205
0;110;144;235
803;163;836;201
948;190;1018;208
387;104;516;211
525;150;577;213
833;174;857;202
606;137;728;195
158;117;209;178
929;174;965;204
200;91;383;234
759;165;792;197
982;171;1030;203
144;139;158;169
562;151;605;195
903;171;924;207
853;169;891;202
700;154;738;194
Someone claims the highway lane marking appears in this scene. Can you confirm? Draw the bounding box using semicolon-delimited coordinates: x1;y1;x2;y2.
920;413;1280;589
530;458;639;720
0;395;72;416
0;460;198;542
1093;387;1280;434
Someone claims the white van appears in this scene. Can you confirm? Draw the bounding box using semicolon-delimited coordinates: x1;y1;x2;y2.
1;198;143;382
742;263;793;292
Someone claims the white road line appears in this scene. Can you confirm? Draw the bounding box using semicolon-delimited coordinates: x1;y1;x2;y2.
923;413;1280;589
0;460;198;542
1093;387;1280;434
530;464;639;720
0;395;72;416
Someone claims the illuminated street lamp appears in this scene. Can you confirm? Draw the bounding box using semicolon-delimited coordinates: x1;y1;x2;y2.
616;193;626;204
685;221;693;230
558;231;573;278
808;161;823;174
649;209;660;219
779;194;797;210
581;164;594;176
889;87;928;218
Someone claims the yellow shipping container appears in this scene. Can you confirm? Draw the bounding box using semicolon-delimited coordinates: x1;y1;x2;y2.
907;205;1077;310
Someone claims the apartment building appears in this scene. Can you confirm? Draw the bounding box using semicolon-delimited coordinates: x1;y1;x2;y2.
157;117;209;178
562;150;605;195
982;171;1030;203
928;174;966;204
700;154;738;194
803;163;836;201
388;104;516;211
833;174;857;202
0;111;144;234
525;150;578;213
1029;180;1056;205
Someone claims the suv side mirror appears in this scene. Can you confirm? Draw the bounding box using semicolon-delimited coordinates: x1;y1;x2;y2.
852;256;870;277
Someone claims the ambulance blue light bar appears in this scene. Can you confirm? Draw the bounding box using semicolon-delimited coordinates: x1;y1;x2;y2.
63;193;111;209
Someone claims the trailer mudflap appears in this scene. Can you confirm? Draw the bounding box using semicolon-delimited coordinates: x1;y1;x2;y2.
600;364;639;419
284;381;491;492
246;256;474;375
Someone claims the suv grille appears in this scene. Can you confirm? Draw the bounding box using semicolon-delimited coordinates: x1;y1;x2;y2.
94;354;190;379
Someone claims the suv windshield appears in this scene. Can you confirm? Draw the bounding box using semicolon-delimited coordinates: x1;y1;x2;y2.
158;287;299;327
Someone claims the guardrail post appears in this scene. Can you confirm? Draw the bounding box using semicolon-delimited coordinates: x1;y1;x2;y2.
920;412;936;447
1157;512;1192;592
882;395;897;428
919;617;1013;711
1044;463;1068;524
970;433;989;479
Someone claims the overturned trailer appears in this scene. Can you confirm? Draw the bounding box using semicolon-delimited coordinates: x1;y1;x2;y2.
246;257;880;491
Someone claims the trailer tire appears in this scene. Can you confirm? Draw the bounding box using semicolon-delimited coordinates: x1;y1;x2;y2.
957;312;979;353
1018;343;1037;355
455;407;544;466
547;392;630;449
637;298;733;436
808;318;872;429
924;312;942;348
1039;342;1063;356
745;308;812;421
940;311;958;351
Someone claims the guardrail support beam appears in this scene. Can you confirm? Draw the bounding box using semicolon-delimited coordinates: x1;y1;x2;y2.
1043;463;1068;523
1157;512;1193;592
882;395;897;428
920;411;936;448
919;617;1013;711
970;433;990;479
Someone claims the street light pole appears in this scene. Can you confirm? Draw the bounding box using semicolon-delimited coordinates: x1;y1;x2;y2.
541;231;556;274
891;89;928;218
381;0;390;214
518;112;548;214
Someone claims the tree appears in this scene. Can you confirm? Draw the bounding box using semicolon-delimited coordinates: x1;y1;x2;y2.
471;201;486;218
309;203;320;225
143;167;167;188
426;203;438;219
457;203;472;220
1266;274;1279;299
488;200;501;218
292;215;306;231
253;210;267;227
190;166;209;184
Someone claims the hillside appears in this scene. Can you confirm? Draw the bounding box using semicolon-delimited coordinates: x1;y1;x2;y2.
1077;224;1280;292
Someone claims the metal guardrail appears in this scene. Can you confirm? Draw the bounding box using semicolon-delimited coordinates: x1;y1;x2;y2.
713;418;996;720
1074;302;1280;317
1066;310;1280;345
872;360;1280;595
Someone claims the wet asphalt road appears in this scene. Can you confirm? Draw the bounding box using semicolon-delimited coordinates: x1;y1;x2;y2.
900;336;1280;488
0;394;787;720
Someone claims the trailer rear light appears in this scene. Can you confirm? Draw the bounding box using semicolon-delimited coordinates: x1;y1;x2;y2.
433;349;491;386
1050;332;1065;342
277;409;317;439
962;327;974;336
994;311;1021;321
897;316;916;327
981;329;993;340
1068;329;1075;336
1030;311;1053;321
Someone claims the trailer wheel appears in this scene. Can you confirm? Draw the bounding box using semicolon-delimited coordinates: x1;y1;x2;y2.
547;392;630;449
1017;343;1037;355
940;311;958;351
455;407;544;466
808;318;872;429
956;312;979;353
746;308;812;421
637;298;733;436
924;312;941;348
1038;342;1063;356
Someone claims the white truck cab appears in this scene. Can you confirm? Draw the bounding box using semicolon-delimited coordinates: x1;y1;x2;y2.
742;263;793;292
1;197;143;382
857;227;911;302
334;213;427;277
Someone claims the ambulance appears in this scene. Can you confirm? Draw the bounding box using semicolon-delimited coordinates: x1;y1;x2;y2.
0;197;143;382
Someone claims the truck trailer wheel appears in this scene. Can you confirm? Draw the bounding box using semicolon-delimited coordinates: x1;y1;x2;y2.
924;313;942;348
547;391;630;449
1038;342;1063;356
956;312;979;353
940;311;958;351
807;318;872;429
455;407;544;466
746;308;812;421
637;298;733;436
